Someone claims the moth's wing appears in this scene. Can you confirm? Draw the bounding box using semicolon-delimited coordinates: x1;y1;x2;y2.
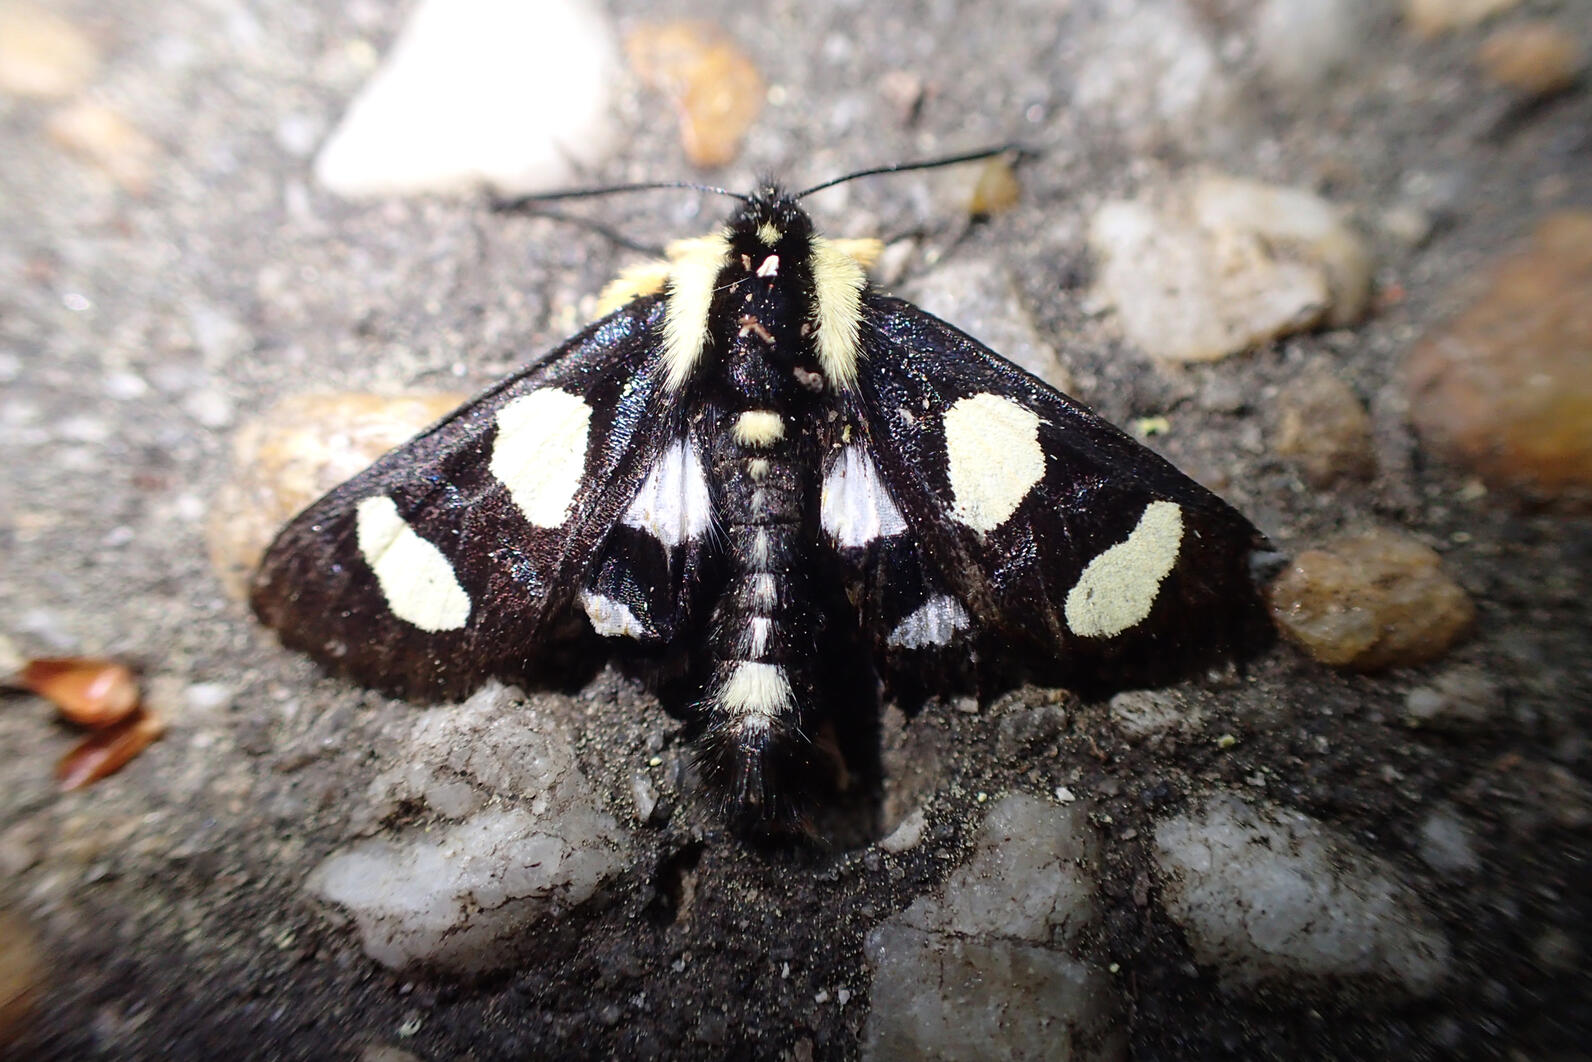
251;296;676;700
848;293;1274;690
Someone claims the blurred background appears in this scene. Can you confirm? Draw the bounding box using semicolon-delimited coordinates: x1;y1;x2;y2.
1;1;1588;1059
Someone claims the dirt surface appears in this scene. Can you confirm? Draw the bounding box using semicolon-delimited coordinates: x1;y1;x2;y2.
2;1;1590;1060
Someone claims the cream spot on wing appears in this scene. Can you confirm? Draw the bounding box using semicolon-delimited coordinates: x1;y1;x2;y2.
733;410;784;447
943;393;1045;532
578;590;647;639
821;445;909;548
1064;501;1184;638
808;235;865;391
720;660;792;720
355;496;470;632
662;232;731;390
622;440;712;547
490;389;592;528
887;595;971;649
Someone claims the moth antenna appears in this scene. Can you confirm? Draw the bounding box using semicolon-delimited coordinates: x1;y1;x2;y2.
794;143;1030;199
495;205;669;257
492;180;749;214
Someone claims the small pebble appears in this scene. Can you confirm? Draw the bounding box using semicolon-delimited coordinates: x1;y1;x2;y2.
1090;175;1370;363
626;22;763;169
1477;20;1584;97
1407;212;1592;505
1272;368;1376;486
630;773;659;824
183;388;235;430
1416;809;1480;875
0;911;41;1044
1403;666;1500;729
1268;528;1475;670
45;102;158;195
0;2;98;98
1404;0;1522;38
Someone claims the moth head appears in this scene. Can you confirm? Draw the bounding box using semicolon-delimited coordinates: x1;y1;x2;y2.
728;183;815;277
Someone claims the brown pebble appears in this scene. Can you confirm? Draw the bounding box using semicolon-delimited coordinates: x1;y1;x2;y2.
0;911;42;1048
1272;369;1377;486
1406;212;1592;506
1267;529;1475;670
1404;0;1522;39
206;392;466;600
625;22;763;169
1478;20;1584;96
968;155;1021;217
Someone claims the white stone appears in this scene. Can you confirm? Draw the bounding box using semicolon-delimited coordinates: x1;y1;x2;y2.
1253;0;1373;90
1109;688;1201;740
878;807;927;853
1090;176;1371;362
1154;794;1450;993
862;793;1123;1061
307;683;631;973
1416;808;1480;876
314;0;622;198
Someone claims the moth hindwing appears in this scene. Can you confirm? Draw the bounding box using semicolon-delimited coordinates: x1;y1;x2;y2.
252;183;1273;825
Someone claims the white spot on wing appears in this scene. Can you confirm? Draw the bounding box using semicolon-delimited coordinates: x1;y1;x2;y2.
943;393;1045;533
578;590;648;639
821;445;909;548
490;389;592;528
622;440;712;547
1064;500;1184;638
887;595;971;649
355;496;471;632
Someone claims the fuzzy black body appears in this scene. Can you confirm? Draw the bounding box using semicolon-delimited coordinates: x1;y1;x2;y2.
251;185;1274;827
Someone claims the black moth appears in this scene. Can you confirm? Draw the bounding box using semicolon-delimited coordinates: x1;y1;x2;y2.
252;176;1273;827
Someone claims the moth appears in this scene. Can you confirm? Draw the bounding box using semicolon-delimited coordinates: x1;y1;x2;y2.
252;170;1274;825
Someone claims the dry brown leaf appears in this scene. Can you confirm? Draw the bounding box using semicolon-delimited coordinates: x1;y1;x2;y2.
20;658;139;728
56;708;166;790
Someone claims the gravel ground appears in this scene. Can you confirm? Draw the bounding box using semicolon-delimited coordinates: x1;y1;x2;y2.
2;1;1589;1060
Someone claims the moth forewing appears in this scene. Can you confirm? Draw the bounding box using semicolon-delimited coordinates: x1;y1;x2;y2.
252;182;1274;824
